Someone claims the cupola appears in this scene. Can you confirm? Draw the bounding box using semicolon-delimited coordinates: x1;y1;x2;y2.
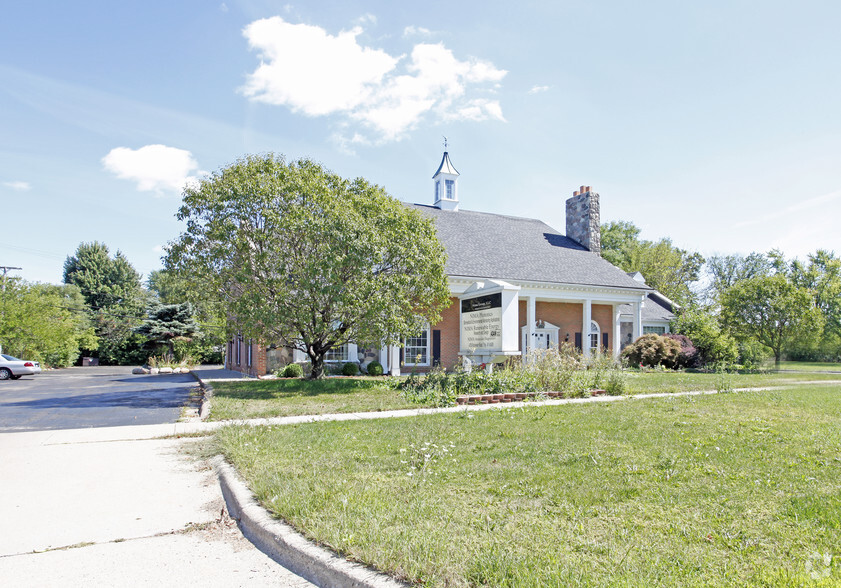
433;143;459;211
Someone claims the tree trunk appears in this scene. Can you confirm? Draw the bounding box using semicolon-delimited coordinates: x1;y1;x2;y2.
775;352;781;372
309;352;325;380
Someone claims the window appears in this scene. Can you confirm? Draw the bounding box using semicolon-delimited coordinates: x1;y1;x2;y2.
247;338;253;367
404;328;430;365
236;335;242;365
325;344;350;362
435;180;441;201
643;326;667;335
589;320;601;352
445;179;455;199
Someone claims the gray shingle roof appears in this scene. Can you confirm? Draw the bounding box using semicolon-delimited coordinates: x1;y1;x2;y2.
619;294;676;321
408;204;649;291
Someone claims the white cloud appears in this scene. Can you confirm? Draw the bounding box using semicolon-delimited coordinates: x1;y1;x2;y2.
528;85;549;94
3;180;31;191
152;244;165;253
241;17;508;142
219;3;228;13
403;25;433;38
102;144;200;195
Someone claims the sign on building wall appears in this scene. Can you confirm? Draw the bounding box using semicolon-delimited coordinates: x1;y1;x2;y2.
460;292;503;350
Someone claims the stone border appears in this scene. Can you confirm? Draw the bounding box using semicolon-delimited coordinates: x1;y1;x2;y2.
211;456;407;588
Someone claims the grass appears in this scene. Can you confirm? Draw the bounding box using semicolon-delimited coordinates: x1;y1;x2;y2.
777;361;841;373
208;371;841;421
216;386;841;586
207;376;414;421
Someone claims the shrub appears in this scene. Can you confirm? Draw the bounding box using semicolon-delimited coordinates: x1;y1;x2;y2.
282;363;304;378
366;360;383;376
622;334;681;368
342;362;359;376
737;340;769;370
665;334;701;369
605;369;627;395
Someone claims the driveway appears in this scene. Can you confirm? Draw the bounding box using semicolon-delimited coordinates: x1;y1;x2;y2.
0;366;198;433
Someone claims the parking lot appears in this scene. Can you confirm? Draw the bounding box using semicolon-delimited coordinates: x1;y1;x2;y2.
0;366;198;432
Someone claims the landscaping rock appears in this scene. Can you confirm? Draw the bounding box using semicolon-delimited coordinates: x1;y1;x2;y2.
150;367;160;375
159;367;173;374
131;367;149;375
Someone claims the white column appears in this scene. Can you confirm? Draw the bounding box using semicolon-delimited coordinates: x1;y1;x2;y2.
388;345;401;377
379;346;389;370
632;299;643;342
526;295;536;357
613;304;622;359
582;299;592;358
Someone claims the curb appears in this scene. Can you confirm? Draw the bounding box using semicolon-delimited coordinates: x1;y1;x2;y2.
211;456;408;588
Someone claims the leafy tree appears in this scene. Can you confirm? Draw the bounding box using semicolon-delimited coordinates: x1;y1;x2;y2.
136;303;200;357
671;307;738;366
773;249;841;361
600;221;704;305
63;241;147;364
166;154;451;379
721;274;824;370
704;252;772;304
0;279;96;366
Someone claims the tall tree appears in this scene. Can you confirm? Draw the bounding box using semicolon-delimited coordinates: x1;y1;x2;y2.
720;274;824;370
705;252;772;304
166;154;451;379
600;221;704;305
63;242;143;312
63;242;147;364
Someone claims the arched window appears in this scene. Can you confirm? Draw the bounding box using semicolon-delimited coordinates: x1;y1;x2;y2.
589;320;601;352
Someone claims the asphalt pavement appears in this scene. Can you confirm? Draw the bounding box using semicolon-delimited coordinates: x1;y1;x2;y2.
0;365;314;587
0;366;199;432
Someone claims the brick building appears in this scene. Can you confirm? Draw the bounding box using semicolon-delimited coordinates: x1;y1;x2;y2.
226;150;657;376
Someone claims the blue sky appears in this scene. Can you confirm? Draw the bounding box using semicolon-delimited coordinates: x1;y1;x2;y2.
2;1;840;285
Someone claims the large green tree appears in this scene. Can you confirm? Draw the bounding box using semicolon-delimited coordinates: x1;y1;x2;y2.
63;242;148;364
720;274;824;370
600;221;704;305
0;279;97;366
166;154;451;379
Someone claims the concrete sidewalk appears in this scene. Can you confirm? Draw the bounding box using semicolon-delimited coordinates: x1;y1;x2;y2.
0;426;313;587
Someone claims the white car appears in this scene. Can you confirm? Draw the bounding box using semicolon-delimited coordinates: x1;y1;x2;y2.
0;354;42;380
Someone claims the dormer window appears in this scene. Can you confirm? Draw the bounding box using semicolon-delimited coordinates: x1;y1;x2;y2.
445;179;454;199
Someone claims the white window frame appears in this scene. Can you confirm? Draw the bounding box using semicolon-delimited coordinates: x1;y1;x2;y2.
589;320;601;352
445;179;455;199
404;327;431;366
324;342;359;363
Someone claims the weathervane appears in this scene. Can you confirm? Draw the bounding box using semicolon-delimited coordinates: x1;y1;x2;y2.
443;136;448;151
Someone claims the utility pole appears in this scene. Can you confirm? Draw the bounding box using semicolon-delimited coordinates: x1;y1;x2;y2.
0;266;22;354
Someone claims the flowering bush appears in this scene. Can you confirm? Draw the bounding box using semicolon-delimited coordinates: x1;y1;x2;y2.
621;334;681;368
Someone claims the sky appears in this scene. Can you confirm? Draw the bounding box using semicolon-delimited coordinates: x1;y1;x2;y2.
2;0;840;285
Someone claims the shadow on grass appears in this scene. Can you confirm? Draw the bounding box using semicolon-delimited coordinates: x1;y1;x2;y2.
211;377;395;400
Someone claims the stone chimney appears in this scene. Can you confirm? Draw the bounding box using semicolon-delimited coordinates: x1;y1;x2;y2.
565;185;601;254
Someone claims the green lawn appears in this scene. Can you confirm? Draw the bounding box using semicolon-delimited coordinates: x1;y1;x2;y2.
778;361;841;372
216;387;841;587
207;377;413;421
208;371;841;421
